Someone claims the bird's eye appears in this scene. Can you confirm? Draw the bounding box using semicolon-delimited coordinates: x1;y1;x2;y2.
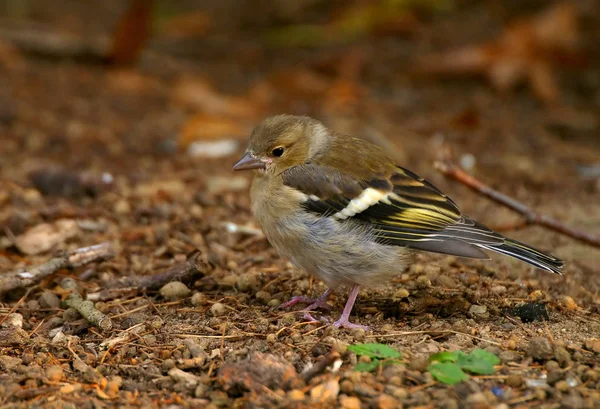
272;147;285;157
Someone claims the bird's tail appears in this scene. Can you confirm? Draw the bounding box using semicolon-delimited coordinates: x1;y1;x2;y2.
478;238;564;275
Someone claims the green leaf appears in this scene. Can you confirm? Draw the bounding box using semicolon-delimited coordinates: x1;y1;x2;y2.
354;360;380;372
429;351;458;363
456;349;500;375
428;362;468;385
348;343;402;359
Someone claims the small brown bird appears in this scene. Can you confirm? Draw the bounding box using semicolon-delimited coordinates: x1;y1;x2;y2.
233;115;564;329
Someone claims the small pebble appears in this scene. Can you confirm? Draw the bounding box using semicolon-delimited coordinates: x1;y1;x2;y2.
415;275;431;289
469;304;487;316
409;356;429;372
38;291;60;309
560;296;578;310
1;313;23;329
287;389;305;401
436;274;456;288
377;393;399;409
191;292;207;306
340;379;354;394
499;350;519;363
528;337;554;361
555;380;570;392
310;379;339;403
210;303;227;317
505;375;523;388
45;365;64;382
392;288;409;299
160;282;191;300
339;395;361;409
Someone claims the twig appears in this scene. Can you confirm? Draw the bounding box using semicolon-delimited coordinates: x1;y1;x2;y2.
62;278;113;331
0;242;114;294
300;351;341;382
435;159;600;248
104;250;212;291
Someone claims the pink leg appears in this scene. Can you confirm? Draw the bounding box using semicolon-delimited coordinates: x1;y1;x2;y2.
280;288;332;311
333;285;368;330
280;288;332;323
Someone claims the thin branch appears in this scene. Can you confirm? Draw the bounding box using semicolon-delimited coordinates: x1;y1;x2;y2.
104;250;212;291
0;242;114;294
435;159;600;248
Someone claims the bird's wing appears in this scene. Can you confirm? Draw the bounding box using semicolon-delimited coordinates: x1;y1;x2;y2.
282;164;503;259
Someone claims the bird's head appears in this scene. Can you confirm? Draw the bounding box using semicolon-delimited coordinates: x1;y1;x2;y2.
233;115;329;175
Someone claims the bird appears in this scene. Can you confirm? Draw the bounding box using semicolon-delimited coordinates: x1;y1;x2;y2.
233;114;564;329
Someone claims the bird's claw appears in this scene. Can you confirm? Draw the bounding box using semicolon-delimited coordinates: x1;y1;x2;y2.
333;317;369;330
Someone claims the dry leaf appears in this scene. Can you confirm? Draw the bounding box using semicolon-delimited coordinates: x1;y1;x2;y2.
172;76;258;118
179;114;248;149
415;3;580;103
15;220;79;255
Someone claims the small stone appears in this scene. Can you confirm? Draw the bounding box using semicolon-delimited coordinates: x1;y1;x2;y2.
415;275;431;289
191;292;207;306
392;288;410;299
466;392;488;405
469;304;489;317
528;290;545;301
555;380;570;392
409;356;429;372
236;273;259;292
547;369;563;385
436;275;456;288
385;385;408;400
210;303;227;317
491;285;507;295
310;379;339;403
0;327;29;346
255;291;271;304
510;302;549;323
161;359;176;372
339;379;354;394
287;389;305;401
545;360;560;371
555;348;572;368
39;291;60;309
584;338;600;354
114;199;131;214
561;391;584;409
45;365;64;382
339;395;361;409
528;337;554;361
0;355;22;371
505;374;523;388
1;313;23;329
160;282;191;300
499;350;519;363
168;368;200;389
560;296;577;310
377;393;399;409
439;399;458;409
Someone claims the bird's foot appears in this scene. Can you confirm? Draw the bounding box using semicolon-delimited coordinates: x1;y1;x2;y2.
280;291;332;311
302;311;330;324
333;316;368;330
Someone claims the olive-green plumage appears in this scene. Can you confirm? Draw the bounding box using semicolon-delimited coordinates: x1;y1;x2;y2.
233;114;564;329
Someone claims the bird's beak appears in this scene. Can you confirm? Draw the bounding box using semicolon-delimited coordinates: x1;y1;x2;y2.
232;152;266;171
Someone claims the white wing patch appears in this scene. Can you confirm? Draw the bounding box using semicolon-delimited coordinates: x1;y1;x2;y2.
333;188;388;220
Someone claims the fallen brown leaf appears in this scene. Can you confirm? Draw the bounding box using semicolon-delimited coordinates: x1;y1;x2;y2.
415;3;580;103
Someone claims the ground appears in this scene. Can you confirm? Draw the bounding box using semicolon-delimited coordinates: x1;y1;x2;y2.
0;1;599;408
